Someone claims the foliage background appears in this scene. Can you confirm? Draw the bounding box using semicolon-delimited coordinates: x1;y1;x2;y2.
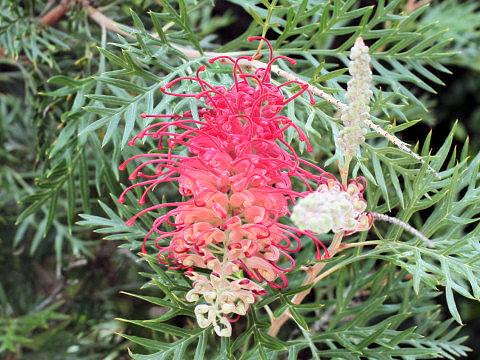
1;0;480;359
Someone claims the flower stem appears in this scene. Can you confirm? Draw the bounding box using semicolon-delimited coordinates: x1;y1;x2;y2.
372;212;434;247
267;231;344;337
253;0;278;60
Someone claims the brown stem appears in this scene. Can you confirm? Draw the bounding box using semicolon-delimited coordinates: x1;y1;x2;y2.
265;126;354;338
252;40;264;60
267;232;344;337
406;0;428;13
38;0;72;26
86;5;133;38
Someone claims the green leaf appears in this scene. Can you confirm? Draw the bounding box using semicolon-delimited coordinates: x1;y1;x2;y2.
79;152;90;213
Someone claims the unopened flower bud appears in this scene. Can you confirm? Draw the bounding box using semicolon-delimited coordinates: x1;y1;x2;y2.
194;305;214;328
221;303;236;314
336;37;372;159
235;302;247;315
292;180;371;234
186;290;200;302
204;291;216;303
195;304;210;314
214;317;232;337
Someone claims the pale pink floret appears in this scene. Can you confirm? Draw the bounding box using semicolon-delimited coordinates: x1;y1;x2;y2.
185;271;267;336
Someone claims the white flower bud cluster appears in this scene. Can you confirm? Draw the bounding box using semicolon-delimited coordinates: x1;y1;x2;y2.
185;272;262;337
291;180;370;234
337;37;372;159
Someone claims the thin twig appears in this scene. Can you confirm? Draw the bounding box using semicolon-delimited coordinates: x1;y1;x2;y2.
252;0;278;60
86;6;132;38
364;118;440;179
336;240;381;252
372;212;434;248
39;0;58;17
38;0;72;25
264;305;275;324
31;281;66;313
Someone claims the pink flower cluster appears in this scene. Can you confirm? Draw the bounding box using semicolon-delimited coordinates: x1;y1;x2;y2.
118;37;371;335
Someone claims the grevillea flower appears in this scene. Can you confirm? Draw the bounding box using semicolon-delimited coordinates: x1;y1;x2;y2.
291;178;373;234
185;270;266;336
118;37;370;336
336;37;372;159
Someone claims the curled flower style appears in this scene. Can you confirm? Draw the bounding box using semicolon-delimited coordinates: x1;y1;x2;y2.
119;37;367;335
336;37;372;160
291;177;373;235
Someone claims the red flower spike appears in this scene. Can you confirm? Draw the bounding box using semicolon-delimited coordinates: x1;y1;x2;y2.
118;38;367;335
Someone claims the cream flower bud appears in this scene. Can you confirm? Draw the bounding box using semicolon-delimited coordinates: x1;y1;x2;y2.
185;289;200;302
235;302;247;315
243;294;255;304
291;180;371;234
219;291;236;303
336;37;372;159
194;305;213;328
204;291;217;303
195;304;210;315
221;303;236;314
214;317;232;337
186;273;266;337
183;258;194;266
196;314;211;328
